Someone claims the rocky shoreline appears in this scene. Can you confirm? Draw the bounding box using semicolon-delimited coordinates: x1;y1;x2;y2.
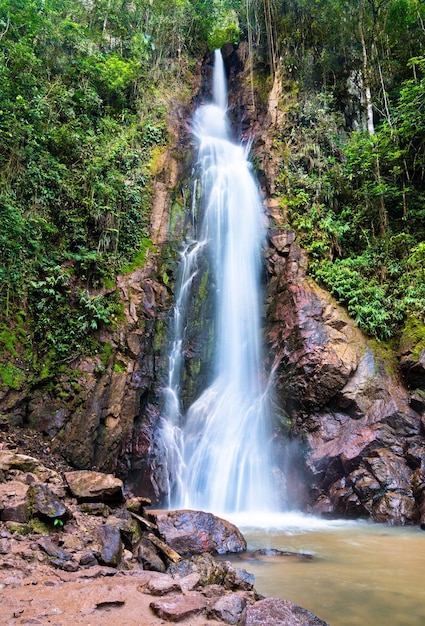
0;448;328;625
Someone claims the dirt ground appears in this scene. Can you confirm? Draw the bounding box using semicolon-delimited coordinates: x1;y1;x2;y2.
0;567;227;626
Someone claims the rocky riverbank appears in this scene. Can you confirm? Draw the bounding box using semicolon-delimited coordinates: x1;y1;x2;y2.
0;445;328;626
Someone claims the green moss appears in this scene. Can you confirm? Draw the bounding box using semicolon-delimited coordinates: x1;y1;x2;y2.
99;341;113;366
113;361;126;373
368;338;400;378
399;316;425;359
119;238;155;274
7;523;30;535
198;268;209;301
0;363;26;389
153;320;165;352
162;270;170;286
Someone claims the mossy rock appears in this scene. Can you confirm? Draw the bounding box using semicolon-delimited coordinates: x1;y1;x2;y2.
399;317;425;390
399;317;425;359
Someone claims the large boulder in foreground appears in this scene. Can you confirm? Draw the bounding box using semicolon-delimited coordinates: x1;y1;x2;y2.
241;598;329;626
151;509;247;555
64;470;124;503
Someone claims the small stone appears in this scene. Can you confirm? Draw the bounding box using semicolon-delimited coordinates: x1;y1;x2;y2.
146;576;181;596
209;594;247;625
50;558;79;572
37;537;71;561
79;552;98;567
150;594;207;621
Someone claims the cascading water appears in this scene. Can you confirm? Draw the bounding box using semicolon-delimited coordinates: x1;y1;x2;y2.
163;49;275;514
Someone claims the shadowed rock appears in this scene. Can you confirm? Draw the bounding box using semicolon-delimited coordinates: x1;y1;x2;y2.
97;524;122;567
136;537;166;573
29;483;68;522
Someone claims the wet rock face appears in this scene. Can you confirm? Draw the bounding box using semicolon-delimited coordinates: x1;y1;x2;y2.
266;241;361;411
266;239;425;524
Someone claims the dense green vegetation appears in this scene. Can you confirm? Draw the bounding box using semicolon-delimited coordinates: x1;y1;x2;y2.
254;0;425;339
0;0;424;390
0;0;241;380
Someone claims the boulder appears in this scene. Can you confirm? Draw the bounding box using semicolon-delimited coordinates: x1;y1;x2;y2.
136;537;166;573
0;481;29;523
168;553;254;592
97;524;123;567
152;509;247;555
28;483;69;522
209;594;247;624
64;471;124;503
149;594;207;621
240;597;329;626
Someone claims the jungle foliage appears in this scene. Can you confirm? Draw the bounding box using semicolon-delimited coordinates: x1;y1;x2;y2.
0;0;241;378
1;0;425;387
249;0;425;340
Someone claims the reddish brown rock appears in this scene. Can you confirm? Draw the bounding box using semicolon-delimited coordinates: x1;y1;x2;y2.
64;471;124;503
0;481;29;523
240;597;329;626
209;594;247;624
267;244;362;410
266;240;423;523
146;575;181;595
149;594;207;621
152;509;247;555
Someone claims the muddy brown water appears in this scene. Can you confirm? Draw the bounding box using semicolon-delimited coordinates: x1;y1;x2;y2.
222;513;425;626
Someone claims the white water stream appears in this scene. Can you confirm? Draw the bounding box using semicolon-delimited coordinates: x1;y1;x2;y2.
163;50;275;514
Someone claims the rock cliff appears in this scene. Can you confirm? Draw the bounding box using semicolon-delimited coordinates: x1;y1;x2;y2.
1;46;425;526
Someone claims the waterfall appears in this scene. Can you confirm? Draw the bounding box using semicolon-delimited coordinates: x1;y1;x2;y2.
164;49;275;514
